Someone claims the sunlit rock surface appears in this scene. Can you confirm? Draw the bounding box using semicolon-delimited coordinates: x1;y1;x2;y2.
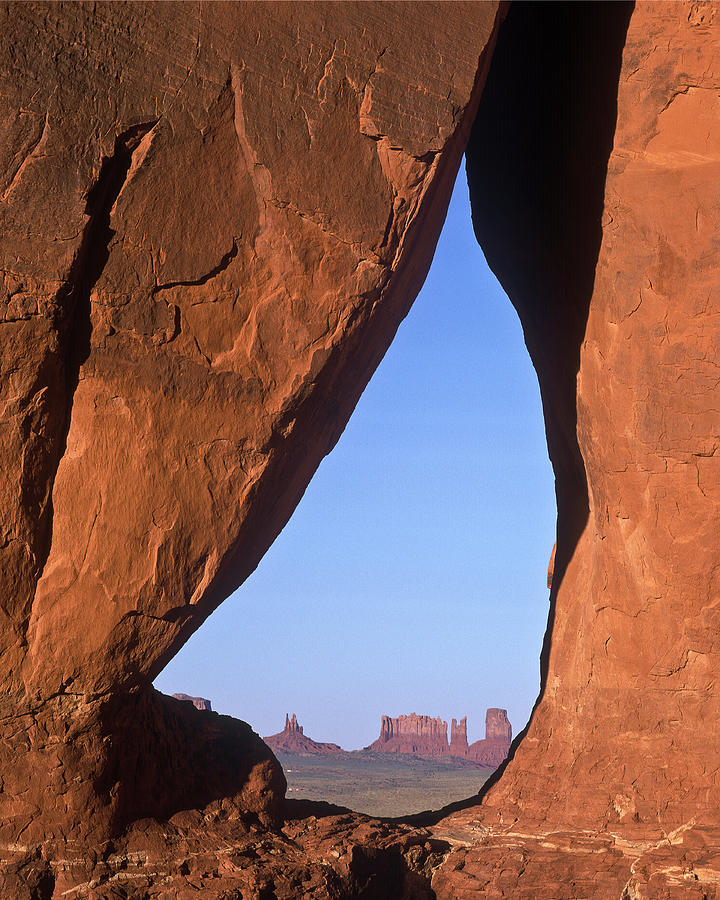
369;713;451;756
0;0;503;894
369;710;511;766
437;2;720;895
172;693;212;711
3;0;720;896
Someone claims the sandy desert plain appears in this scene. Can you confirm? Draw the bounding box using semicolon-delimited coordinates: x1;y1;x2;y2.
278;752;494;819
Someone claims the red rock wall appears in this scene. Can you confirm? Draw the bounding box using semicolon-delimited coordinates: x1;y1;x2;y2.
484;707;511;742
6;1;720;895
0;0;504;848
446;711;511;766
370;711;511;765
432;2;720;894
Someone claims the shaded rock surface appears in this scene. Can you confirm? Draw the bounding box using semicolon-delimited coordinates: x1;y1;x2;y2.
432;0;720;894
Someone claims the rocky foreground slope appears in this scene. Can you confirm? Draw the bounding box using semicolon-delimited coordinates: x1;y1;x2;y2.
2;1;720;897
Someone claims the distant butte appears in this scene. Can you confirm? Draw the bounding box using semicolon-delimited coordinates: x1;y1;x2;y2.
368;709;512;766
264;714;345;757
264;711;511;766
172;693;212;712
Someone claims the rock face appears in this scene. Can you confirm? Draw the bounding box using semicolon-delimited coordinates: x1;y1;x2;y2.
546;542;556;590
432;1;720;895
264;714;345;756
369;710;511;766
5;0;720;896
484;707;511;743
0;0;503;861
172;693;212;712
449;717;468;754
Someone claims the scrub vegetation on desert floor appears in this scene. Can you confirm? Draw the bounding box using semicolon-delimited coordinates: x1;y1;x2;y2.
277;752;494;818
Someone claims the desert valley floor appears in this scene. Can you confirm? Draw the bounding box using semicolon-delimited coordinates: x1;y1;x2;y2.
278;752;494;819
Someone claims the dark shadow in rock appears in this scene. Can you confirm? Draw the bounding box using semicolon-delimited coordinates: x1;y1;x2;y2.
402;1;634;827
95;688;285;835
34;123;158;590
0;849;54;900
283;798;355;820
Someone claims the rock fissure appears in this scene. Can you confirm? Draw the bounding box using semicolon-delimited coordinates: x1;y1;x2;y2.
4;2;720;896
152;239;239;294
34;120;158;589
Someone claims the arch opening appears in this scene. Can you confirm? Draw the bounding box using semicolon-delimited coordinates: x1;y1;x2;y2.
155;157;556;818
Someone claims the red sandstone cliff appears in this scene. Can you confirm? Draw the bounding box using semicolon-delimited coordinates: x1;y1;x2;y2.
264;714;345;757
0;2;501;864
4;1;720;897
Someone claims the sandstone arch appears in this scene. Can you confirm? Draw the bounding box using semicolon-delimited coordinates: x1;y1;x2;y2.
2;1;720;896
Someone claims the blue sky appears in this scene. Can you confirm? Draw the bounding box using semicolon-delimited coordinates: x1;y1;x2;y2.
154;159;557;749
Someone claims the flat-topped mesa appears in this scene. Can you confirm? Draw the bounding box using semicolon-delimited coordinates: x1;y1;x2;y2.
172;693;212;712
485;707;511;742
264;715;344;757
369;710;511;765
369;713;450;755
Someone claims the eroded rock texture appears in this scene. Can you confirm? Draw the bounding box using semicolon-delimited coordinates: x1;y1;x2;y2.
0;0;503;886
4;0;720;896
437;1;720;895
